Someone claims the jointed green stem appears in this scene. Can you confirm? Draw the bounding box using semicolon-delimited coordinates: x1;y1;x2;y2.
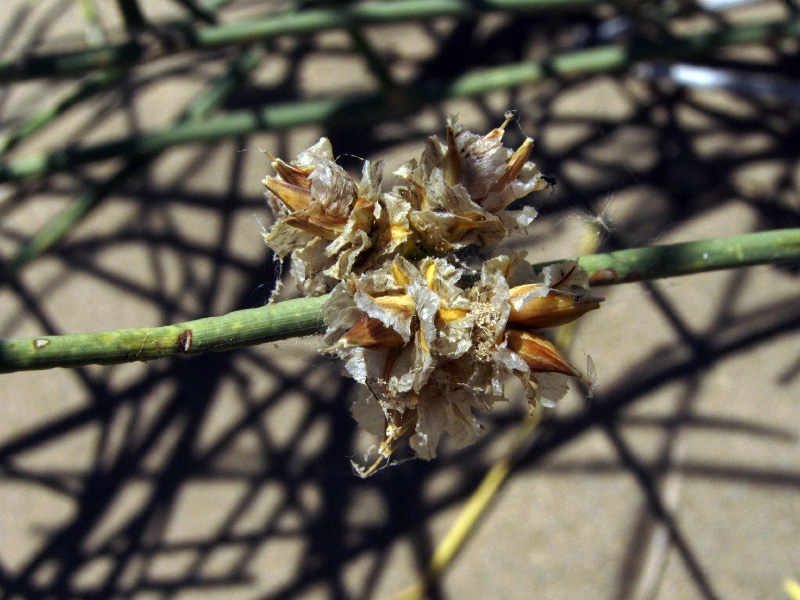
561;228;800;285
1;229;797;373
0;46;265;279
3;14;800;183
0;296;327;374
0;0;228;157
0;0;599;83
0;70;124;156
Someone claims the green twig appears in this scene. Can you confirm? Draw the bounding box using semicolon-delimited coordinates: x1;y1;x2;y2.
3;14;800;183
0;0;602;83
0;70;124;156
577;230;800;285
191;0;601;47
0;296;327;373
0;0;228;156
1;229;798;373
0;46;265;279
0;94;381;183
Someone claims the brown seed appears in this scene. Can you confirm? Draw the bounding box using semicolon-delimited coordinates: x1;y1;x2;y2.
342;315;405;348
508;286;602;329
483;112;514;141
437;306;469;324
272;158;313;189
392;262;411;287
442;124;463;186
505;329;583;377
489;138;533;197
373;294;416;313
284;214;344;240
264;177;311;212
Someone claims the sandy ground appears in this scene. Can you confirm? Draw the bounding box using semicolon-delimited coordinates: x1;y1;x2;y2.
1;1;799;599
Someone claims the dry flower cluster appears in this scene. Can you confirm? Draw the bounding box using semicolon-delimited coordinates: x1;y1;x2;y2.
264;113;602;473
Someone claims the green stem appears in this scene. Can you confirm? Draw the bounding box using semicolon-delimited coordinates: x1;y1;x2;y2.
0;0;603;83
192;0;600;47
0;70;124;156
0;296;327;373
0;0;227;156
0;46;265;279
1;229;798;373
4;14;800;183
577;228;800;284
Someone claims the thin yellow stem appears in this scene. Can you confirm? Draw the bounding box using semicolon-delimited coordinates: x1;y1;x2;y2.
387;402;544;600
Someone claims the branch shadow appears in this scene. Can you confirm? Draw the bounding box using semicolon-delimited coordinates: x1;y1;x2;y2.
1;2;799;600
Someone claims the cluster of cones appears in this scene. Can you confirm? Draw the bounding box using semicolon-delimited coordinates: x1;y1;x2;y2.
263;113;602;473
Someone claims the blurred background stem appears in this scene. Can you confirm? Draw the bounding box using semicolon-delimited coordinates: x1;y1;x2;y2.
0;0;227;157
3;13;799;183
0;0;600;83
0;45;265;279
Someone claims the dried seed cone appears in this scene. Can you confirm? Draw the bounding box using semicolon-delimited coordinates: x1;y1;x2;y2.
324;255;602;463
262;116;602;470
263;138;383;295
264;115;554;295
386;113;551;254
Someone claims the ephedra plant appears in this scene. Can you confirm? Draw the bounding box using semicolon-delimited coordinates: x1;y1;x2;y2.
3;113;800;475
3;2;800;598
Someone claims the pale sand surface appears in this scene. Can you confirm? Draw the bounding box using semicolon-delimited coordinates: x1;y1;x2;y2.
1;2;799;599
